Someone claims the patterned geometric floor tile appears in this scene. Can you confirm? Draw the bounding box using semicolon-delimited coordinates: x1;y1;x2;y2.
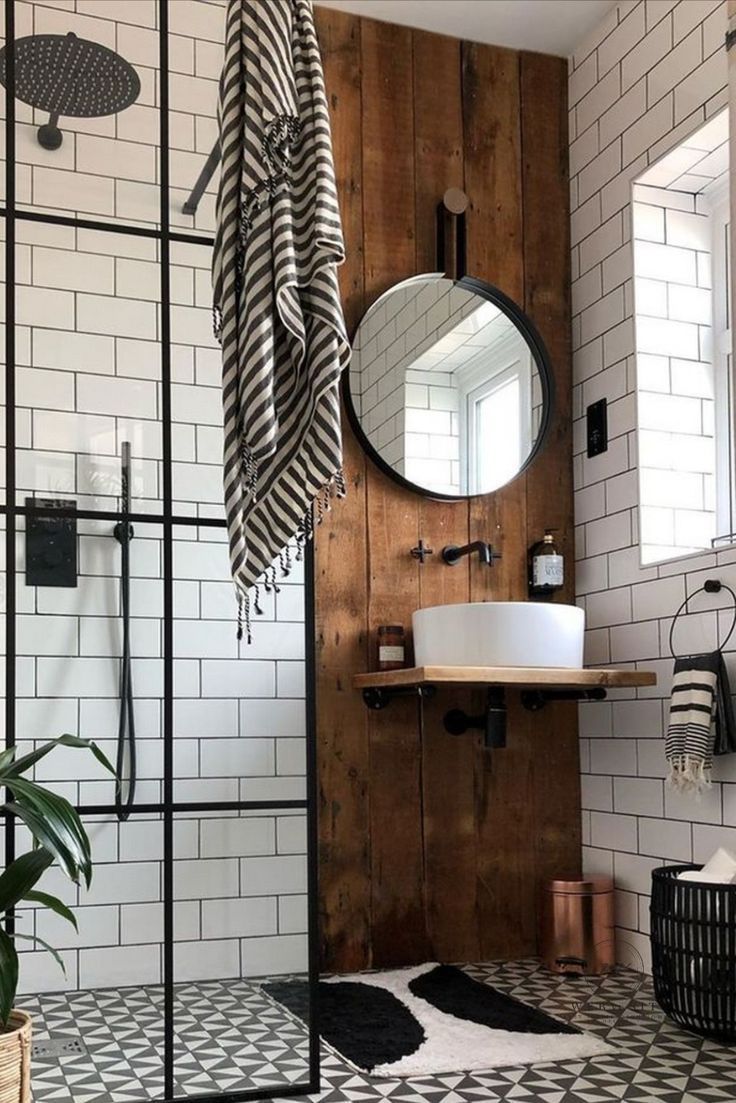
17;959;736;1102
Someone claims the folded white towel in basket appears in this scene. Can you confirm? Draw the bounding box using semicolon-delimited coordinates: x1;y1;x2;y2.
677;846;736;883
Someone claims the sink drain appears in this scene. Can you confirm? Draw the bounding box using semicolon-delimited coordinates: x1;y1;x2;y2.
32;1037;87;1059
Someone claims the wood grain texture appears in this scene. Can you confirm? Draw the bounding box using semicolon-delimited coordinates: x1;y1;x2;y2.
354;667;657;689
314;7;364;333
314;7;371;972
413;30;464;275
360;18;416;299
359;19;431;966
411;28;479;963
314;10;577;970
461;40;536;960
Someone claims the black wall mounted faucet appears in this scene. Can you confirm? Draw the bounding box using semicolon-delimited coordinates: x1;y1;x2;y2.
442;541;501;567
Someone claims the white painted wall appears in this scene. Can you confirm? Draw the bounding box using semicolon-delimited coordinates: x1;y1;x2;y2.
570;0;733;972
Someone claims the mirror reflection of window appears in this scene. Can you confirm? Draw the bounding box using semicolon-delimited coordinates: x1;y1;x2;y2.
470;371;522;493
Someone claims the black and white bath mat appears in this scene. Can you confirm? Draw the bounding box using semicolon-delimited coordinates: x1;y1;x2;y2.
264;963;613;1077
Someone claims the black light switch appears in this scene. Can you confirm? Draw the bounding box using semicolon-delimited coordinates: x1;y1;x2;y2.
587;398;608;458
26;498;78;587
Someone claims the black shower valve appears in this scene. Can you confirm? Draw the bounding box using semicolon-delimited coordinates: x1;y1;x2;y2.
25;498;77;588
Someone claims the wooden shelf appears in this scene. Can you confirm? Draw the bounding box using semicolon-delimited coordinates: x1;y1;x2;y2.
354;665;657;691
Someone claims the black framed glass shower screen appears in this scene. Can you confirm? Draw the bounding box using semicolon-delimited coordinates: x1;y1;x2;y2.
1;2;321;1100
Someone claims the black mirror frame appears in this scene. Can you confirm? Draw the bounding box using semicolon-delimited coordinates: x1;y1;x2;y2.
341;274;556;502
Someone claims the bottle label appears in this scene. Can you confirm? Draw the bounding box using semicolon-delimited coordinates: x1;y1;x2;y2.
533;554;564;587
379;645;405;662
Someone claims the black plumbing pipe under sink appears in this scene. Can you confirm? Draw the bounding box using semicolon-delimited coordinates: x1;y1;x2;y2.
113;442;136;822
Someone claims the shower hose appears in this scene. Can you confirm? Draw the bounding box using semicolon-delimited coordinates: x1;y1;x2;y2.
114;442;136;822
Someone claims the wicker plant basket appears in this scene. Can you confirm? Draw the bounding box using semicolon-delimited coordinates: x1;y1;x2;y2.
0;1011;31;1103
651;864;736;1042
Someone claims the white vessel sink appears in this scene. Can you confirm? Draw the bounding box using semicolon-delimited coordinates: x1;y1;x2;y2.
412;601;585;669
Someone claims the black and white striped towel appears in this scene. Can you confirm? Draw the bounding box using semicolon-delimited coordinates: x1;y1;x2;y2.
212;0;350;639
666;652;736;793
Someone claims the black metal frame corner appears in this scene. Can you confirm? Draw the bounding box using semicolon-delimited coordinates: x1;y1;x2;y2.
1;3;321;1100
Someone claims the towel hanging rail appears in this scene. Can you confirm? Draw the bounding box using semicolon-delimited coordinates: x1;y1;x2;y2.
669;578;736;658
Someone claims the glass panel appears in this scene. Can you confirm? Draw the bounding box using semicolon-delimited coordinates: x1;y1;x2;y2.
169;239;222;520
7;230;163;514
173;531;307;807
11;0;162;230
12;508;165;1100
168;0;224;239
172;810;311;1096
16;812;165;1103
15;520;164;807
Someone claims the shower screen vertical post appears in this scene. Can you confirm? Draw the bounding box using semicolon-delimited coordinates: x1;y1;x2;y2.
305;539;321;1093
158;2;175;1098
3;0;17;939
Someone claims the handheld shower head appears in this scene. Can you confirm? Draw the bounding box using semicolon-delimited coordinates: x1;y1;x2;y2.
114;442;136;823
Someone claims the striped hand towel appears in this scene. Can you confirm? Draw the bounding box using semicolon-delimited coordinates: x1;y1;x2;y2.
666;652;736;793
212;0;350;640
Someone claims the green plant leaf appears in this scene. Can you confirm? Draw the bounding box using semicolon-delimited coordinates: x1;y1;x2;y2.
0;747;16;773
22;891;77;931
3;778;92;887
4;780;88;882
0;927;19;1028
11;932;66;975
5;735;115;780
5;801;80;884
0;849;53;914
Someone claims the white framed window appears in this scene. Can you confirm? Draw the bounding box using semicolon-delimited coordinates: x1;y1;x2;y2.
711;182;734;542
632;107;729;565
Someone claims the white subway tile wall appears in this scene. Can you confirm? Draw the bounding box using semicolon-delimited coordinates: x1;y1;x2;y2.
2;0;307;993
570;0;730;972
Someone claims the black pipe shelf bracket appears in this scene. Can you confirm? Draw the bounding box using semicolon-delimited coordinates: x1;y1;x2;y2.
520;687;608;711
362;684;437;711
360;682;608;713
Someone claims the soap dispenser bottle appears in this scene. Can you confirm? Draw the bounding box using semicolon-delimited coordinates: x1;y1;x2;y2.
528;529;564;599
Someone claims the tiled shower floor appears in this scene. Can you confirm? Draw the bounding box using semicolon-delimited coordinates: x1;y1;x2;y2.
21;958;736;1103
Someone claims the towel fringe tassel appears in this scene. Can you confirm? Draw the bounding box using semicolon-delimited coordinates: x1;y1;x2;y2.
667;755;712;795
236;467;346;641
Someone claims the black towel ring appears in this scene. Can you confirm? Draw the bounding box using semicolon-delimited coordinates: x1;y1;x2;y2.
669;579;736;659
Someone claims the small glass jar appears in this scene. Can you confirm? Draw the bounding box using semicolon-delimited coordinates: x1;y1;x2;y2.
377;625;406;671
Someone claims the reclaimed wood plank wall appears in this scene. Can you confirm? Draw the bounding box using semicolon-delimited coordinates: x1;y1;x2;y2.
314;6;579;972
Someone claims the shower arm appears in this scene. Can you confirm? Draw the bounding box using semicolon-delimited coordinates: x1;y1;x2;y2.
183;140;220;215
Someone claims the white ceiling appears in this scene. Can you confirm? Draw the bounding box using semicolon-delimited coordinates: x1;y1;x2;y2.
315;0;618;57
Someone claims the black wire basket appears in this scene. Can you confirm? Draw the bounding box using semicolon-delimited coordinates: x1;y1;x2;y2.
651;864;736;1042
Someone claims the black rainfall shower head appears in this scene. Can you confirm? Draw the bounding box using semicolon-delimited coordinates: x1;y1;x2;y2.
0;32;140;150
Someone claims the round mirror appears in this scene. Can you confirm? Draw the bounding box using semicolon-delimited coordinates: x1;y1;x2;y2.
344;274;554;499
